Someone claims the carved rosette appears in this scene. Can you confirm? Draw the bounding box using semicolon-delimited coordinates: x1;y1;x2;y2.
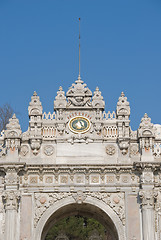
44;145;54;156
34;192;72;227
87;192;125;225
2;191;20;211
106;145;116;155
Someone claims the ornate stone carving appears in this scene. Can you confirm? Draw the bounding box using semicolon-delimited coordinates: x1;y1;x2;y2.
30;139;41;155
30;176;38;184
60;175;68;184
88;192;125;225
92;87;105;110
106;145;116;155
56;122;66;135
34;192;125;227
66;76;92;108
44;145;54;156
5;170;18;185
45;176;53;183
130;144;139;156
54;86;67;110
153;143;161;158
142;171;154;184
4;114;22;150
90;175;100;183
155;190;161;212
28;91;42;117
119;141;129;155
20;145;29;156
138;113;154;152
34;192;73;227
139;190;157;208
106;175;115;183
73;190;86;204
116;92;130;154
2;191;20;211
116;92;130;117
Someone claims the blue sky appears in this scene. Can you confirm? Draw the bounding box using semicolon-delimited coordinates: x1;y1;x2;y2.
0;0;161;131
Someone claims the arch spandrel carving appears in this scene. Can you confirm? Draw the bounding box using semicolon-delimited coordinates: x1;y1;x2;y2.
34;193;125;240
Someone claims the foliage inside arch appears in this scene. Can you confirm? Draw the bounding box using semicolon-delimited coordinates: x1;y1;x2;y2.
45;215;106;240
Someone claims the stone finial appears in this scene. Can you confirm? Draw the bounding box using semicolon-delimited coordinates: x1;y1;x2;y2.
66;76;92;108
54;86;67;110
28;91;42;116
33;91;37;96
5;114;22;139
116;92;130;117
138;113;154;139
139;113;153;130
92;87;105;109
6;114;21;131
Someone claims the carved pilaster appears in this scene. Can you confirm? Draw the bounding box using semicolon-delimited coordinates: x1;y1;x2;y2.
155;190;161;239
2;190;20;240
139;189;157;240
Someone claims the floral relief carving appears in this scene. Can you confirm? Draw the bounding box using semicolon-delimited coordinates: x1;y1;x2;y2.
2;191;20;211
106;145;116;155
34;192;72;227
130;144;139;156
73;190;86;204
87;192;125;225
34;192;125;227
139;190;157;208
20;145;29;156
44;145;54;156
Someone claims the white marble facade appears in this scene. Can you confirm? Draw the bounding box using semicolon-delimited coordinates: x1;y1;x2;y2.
0;76;161;240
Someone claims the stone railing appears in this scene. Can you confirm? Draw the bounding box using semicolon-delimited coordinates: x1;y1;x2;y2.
42;126;56;139
103;125;117;138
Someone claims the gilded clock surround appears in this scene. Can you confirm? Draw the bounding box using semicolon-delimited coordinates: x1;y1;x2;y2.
68;116;91;134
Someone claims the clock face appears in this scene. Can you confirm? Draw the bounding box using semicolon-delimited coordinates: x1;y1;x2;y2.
69;116;91;134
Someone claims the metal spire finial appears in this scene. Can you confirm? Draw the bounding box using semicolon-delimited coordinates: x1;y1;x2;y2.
79;17;81;77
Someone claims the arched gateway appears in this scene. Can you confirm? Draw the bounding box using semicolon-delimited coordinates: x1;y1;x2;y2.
0;76;161;240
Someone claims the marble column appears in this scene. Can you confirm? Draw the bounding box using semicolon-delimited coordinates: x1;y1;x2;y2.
139;190;156;240
2;191;20;240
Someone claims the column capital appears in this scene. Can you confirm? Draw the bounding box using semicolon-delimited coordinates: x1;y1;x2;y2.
2;190;20;211
139;189;157;208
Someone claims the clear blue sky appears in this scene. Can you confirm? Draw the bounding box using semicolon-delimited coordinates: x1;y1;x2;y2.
0;0;161;131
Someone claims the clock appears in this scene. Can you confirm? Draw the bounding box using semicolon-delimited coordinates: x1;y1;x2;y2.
68;116;91;134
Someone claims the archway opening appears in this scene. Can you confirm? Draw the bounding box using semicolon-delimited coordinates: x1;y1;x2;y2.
41;203;119;240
